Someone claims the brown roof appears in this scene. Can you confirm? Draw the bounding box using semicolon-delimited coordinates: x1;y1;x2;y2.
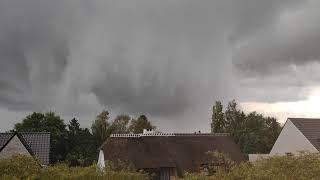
290;118;320;151
100;134;243;175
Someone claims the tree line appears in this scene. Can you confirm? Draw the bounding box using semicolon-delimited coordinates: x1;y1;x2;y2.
10;99;282;165
13;111;156;166
211;100;282;155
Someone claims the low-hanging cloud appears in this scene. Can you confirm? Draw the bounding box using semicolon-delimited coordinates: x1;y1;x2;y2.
0;0;316;131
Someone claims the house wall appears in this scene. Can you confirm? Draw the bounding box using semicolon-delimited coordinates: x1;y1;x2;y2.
248;154;270;162
0;135;32;159
270;120;318;155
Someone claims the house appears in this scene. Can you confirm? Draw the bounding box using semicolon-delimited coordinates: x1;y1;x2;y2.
270;118;320;155
98;130;243;180
0;132;50;165
249;118;320;162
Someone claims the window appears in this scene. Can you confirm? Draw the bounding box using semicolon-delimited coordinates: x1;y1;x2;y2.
200;164;209;176
285;152;293;156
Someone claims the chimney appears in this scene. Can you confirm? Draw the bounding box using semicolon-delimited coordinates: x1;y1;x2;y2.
143;129;154;134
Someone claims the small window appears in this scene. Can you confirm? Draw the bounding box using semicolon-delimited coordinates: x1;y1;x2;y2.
200;164;209;176
285;152;293;156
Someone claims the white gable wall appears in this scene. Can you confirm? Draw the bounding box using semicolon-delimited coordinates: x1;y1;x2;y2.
270;119;318;155
0;135;32;159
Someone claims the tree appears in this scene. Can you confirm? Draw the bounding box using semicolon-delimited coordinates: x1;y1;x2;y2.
264;117;282;151
210;100;282;155
128;115;156;133
211;101;225;133
91;110;110;145
14;112;68;163
110;115;131;134
224;100;245;141
66;118;96;166
68;118;81;135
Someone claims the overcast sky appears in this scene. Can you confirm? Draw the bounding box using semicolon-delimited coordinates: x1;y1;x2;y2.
1;0;320;132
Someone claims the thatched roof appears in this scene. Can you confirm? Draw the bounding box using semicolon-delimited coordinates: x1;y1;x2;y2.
100;133;243;175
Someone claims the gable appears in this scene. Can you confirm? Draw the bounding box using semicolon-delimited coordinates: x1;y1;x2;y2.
290;118;320;151
0;132;50;165
270;119;318;155
0;135;32;159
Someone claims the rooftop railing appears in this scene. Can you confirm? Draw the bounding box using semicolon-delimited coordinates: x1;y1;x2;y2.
110;132;229;138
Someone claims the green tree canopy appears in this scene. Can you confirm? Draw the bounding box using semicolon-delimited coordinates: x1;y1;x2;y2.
66;118;96;166
211;101;225;133
14;112;67;163
91;110;111;145
110;115;131;134
210;100;282;155
128;115;156;133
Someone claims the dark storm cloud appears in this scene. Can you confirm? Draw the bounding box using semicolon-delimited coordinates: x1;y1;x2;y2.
0;0;70;110
233;0;320;76
0;0;313;131
231;0;320;102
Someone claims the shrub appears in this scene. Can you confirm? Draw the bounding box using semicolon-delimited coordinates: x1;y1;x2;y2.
0;155;149;180
182;152;320;180
0;155;41;180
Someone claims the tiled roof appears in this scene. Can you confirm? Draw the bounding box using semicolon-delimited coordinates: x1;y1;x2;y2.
0;133;14;150
0;132;50;165
290;118;320;151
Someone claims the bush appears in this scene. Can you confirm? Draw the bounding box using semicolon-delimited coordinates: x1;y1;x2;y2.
182;152;320;180
0;155;41;180
0;155;149;180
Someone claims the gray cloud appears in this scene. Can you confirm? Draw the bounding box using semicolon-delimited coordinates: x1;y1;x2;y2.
232;0;320;103
0;0;315;131
233;1;320;74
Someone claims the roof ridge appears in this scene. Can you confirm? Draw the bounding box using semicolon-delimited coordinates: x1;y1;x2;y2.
289;118;320;120
17;132;51;134
0;132;50;134
110;132;230;138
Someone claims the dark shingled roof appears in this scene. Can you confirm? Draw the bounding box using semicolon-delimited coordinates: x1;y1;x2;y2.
290;118;320;151
0;132;50;165
100;134;243;175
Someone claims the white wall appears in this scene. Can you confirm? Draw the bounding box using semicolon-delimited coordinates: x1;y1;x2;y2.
270;119;318;155
248;154;270;162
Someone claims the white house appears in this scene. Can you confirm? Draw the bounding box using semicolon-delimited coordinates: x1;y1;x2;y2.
249;118;320;162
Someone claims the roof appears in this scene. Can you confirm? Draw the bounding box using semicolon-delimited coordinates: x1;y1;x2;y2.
0;132;50;165
289;118;320;151
100;133;243;175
